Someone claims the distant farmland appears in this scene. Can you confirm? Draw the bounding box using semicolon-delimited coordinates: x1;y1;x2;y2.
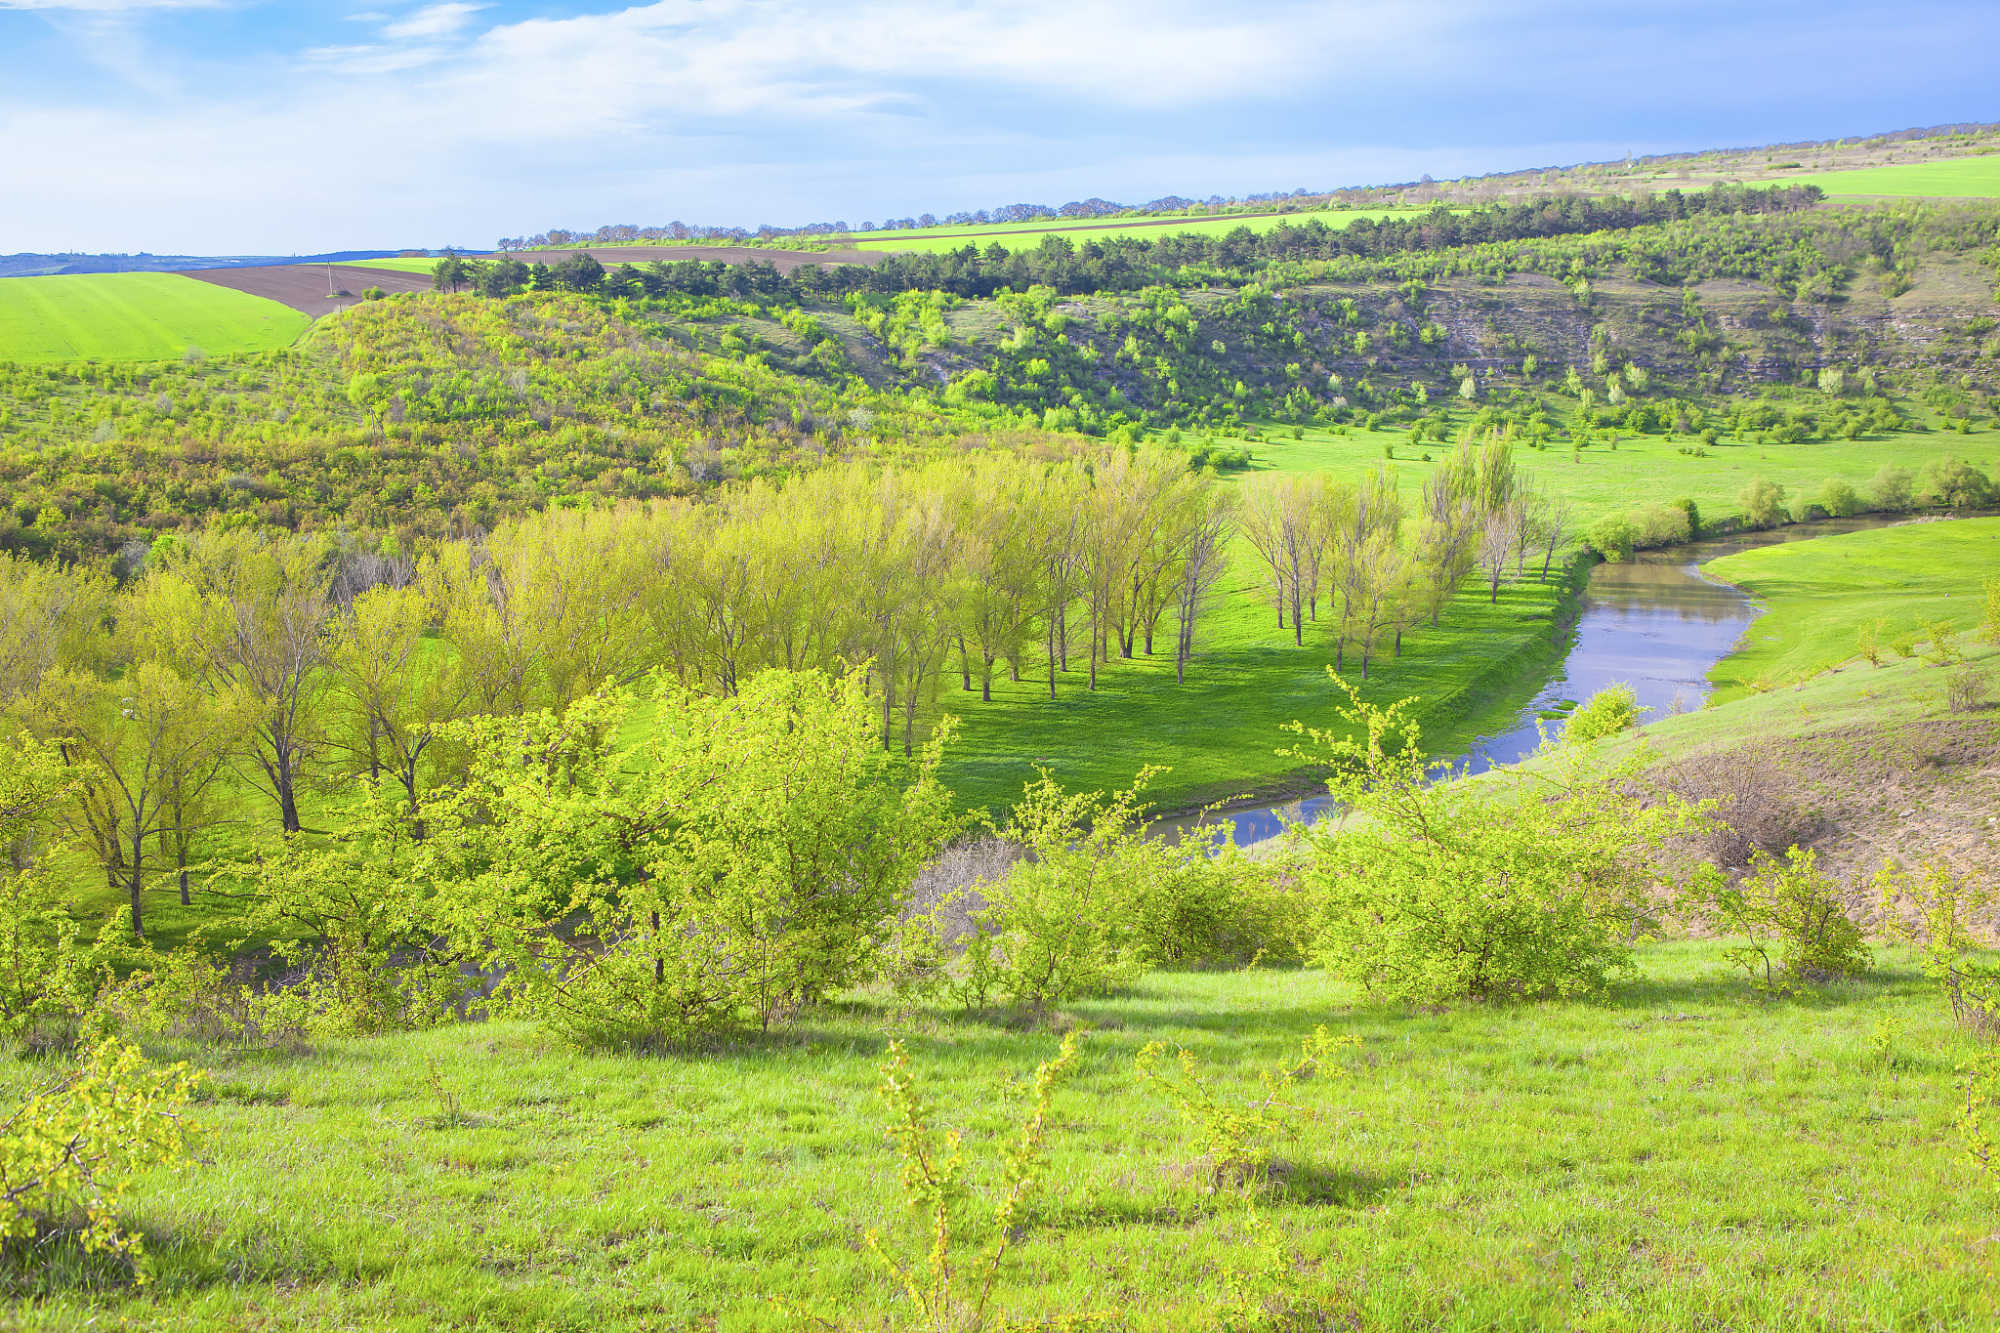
0;272;310;364
850;206;1439;253
1788;155;2000;197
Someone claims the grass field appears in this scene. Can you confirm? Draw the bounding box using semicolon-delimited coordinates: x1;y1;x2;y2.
329;258;443;275
8;941;1995;1330
852;208;1437;254
1788;155;2000;198
0;273;310;364
1701;516;2000;696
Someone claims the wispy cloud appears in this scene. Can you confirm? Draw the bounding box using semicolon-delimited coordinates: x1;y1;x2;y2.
0;0;1993;252
382;2;484;41
0;0;219;10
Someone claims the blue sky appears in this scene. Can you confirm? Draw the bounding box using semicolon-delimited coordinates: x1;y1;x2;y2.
1;0;1995;254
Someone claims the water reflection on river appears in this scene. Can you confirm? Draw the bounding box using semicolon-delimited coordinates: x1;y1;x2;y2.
1176;517;1907;849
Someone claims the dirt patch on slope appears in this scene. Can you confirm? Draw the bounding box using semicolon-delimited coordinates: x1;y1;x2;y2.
1651;715;2000;931
185;264;434;317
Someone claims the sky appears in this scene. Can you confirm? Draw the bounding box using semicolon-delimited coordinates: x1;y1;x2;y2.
1;0;1996;255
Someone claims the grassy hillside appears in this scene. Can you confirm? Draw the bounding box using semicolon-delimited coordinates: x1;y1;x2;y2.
7;944;1992;1330
1703;516;1999;695
1790;155;2000;198
0;273;309;364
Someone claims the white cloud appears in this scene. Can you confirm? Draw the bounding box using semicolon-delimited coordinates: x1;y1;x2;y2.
0;0;1990;253
0;0;218;9
382;2;485;41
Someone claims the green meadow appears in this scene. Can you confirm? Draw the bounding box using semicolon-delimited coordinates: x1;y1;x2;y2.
1703;516;2000;696
7;944;1994;1331
1788;155;2000;198
0;273;309;365
329;257;445;274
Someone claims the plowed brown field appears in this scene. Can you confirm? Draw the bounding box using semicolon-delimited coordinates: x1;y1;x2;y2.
185;264;436;316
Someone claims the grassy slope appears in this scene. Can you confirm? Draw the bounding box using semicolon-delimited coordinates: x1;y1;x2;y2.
330;258;442;274
1702;516;1999;696
0;274;310;364
939;422;2000;815
853;208;1436;254
9;944;1994;1331
1790;155;2000;198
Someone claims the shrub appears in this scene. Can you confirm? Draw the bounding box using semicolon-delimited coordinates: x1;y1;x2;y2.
1587;515;1636;562
1878;861;1999;1037
1701;846;1871;993
1738;476;1788;529
1923;457;1993;508
1136;1027;1357;1195
1818;478;1864;518
1857;618;1892;667
0;1039;199;1281
853;1034;1088;1332
1946;664;1988;714
1869;464;1915;512
1293;678;1701;1005
1629;503;1691;549
961;772;1166;1014
450;670;958;1047
1565;683;1644;745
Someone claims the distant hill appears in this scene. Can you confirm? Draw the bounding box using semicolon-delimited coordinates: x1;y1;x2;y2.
0;250;412;279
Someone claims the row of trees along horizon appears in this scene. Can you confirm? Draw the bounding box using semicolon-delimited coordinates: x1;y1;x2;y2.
0;436;1542;940
435;185;1832;302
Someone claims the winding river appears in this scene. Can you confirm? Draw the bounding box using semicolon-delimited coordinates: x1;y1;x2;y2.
1184;516;1907;849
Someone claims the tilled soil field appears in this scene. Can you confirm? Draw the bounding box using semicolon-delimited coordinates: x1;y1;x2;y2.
186;264;436;316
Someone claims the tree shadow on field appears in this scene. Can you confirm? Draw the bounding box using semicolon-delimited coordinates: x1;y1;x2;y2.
1601;966;1906;1014
1050;1161;1395;1233
0;1220;221;1300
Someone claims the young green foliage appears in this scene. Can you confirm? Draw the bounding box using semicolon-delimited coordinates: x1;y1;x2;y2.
1135;1027;1358;1195
1293;676;1698;1004
862;1032;1088;1333
0;1039;199;1282
1564;682;1644;745
1702;846;1871;994
1878;861;1999;1036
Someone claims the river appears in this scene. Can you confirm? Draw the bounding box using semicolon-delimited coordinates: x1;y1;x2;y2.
1179;516;1912;849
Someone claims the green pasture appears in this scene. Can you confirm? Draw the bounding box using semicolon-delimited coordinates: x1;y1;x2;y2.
1789;155;2000;198
8;941;1995;1331
1702;516;2000;696
852;208;1437;254
329;258;445;275
0;273;309;365
1235;420;2000;519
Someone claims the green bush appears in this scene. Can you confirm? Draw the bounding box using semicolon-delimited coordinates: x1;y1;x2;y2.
1817;478;1864;518
1629;503;1692;550
1870;464;1915;512
445;670;957;1047
1293;679;1701;1005
1701;846;1871;993
1587;515;1637;562
1565;683;1644;745
0;1039;199;1280
1738;476;1788;529
962;772;1167;1013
